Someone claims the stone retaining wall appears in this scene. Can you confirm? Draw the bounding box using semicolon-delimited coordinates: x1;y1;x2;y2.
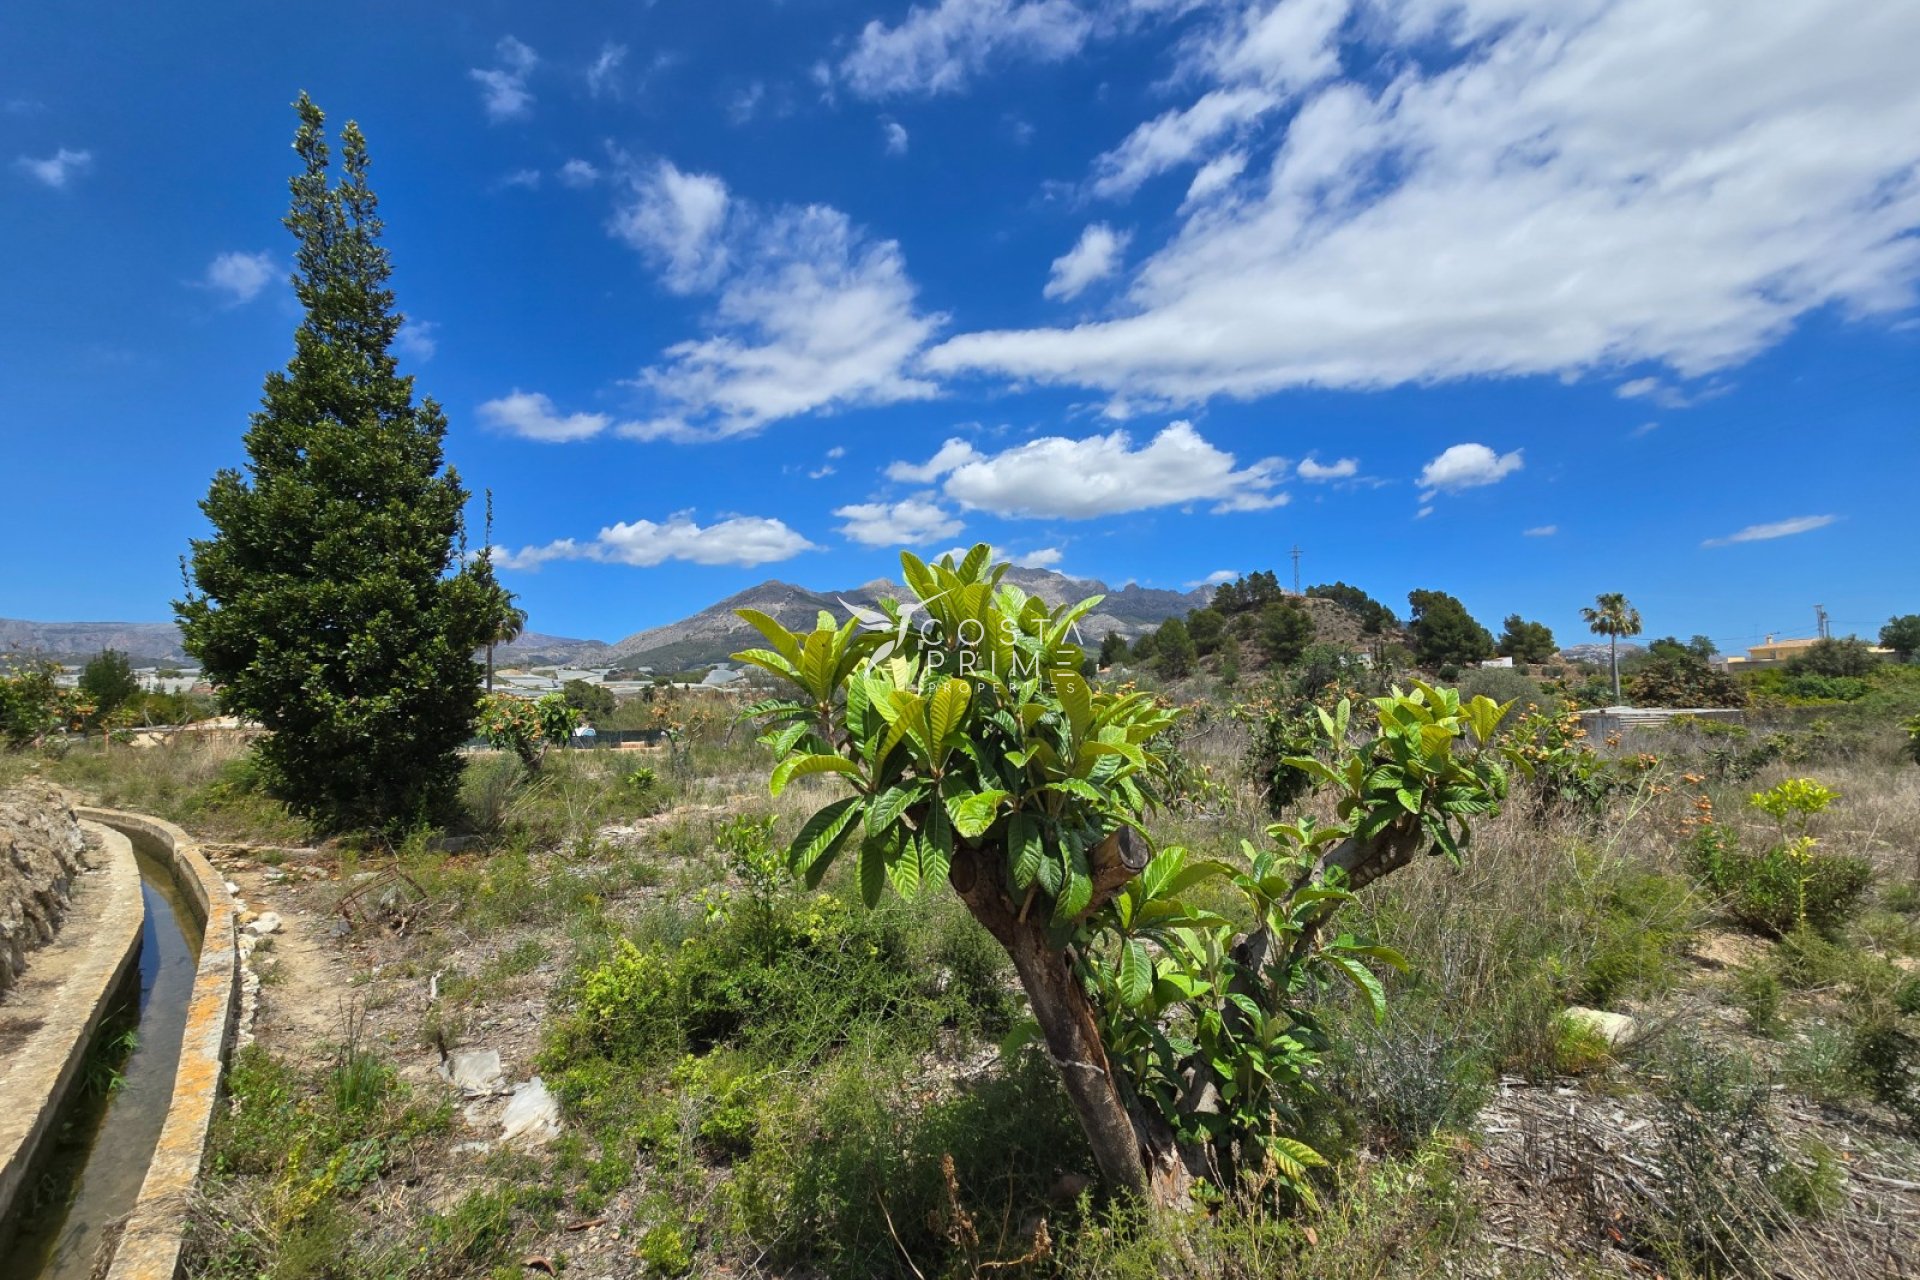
0;817;143;1240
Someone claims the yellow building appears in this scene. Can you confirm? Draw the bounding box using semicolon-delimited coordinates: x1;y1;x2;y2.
1724;635;1893;670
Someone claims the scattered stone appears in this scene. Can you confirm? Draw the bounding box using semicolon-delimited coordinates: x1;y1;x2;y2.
1562;1006;1637;1046
244;912;282;936
328;918;352;939
442;1047;506;1096
500;1077;561;1146
224;879;241;896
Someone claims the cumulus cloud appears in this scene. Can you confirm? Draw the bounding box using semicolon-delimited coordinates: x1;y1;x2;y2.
477;391;611;443
1188;568;1240;588
1045;224;1130;301
202;251;276;304
934;543;1064;569
839;0;1093;98
614;173;946;441
1296;455;1357;481
834;494;964;546
927;0;1920;407
471;36;538;122
893;420;1286;519
610;159;732;292
1418;443;1523;497
396;319;439;362
558;159;601;188
1701;514;1837;548
498;512;818;570
883;120;910;155
14;146;91;188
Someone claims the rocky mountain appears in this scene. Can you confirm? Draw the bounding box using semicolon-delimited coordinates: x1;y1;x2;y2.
0;619;191;665
4;567;1211;675
1558;642;1646;666
492;632;613;667
603;567;1212;671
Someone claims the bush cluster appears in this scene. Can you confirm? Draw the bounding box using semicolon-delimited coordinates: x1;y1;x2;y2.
1687;824;1872;937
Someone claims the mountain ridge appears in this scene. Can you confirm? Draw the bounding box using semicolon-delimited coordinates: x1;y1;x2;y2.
0;567;1208;671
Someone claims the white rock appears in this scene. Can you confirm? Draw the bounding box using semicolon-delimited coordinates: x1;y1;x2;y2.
244;912;282;936
499;1077;561;1146
442;1047;505;1095
1562;1005;1638;1046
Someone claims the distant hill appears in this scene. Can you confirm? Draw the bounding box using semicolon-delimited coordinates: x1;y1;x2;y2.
0;618;610;670
1558;642;1646;666
604;567;1212;671
0;619;191;666
4;566;1213;675
492;632;613;667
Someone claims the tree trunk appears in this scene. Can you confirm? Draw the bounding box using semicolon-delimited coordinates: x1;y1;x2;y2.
1609;634;1619;703
948;842;1184;1202
486;641;495;693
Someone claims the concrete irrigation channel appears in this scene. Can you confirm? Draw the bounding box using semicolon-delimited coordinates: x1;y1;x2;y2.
0;806;240;1280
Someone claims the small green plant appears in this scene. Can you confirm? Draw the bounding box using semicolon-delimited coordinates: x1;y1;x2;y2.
1688;779;1871;937
735;545;1521;1204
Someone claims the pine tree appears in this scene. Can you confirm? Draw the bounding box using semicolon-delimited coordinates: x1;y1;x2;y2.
176;95;500;830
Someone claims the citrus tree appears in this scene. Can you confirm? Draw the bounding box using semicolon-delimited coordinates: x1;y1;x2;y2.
735;546;1520;1203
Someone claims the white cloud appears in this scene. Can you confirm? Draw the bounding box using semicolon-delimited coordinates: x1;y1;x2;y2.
1045;224;1130;301
477;391;611;443
834;495;964;546
897;420;1287;519
1523;524;1558;537
886;438;983;484
1415;505;1434;519
202;251;275;305
1090;88;1277;200
1615;375;1729;409
396;319;439;362
617;181;946;441
499;512;818;569
586;43;627;99
927;1;1920;407
1702;514;1837;548
1418;443;1523;497
1296;455;1357;481
558;159;601;189
14;147;91;188
471;36;538;122
610;160;733;293
883;120;910;155
726;81;767;125
934;543;1064;569
840;0;1093;98
1188;568;1240;588
808;465;837;479
827;446;847;459
1182;150;1248;208
498;168;542;191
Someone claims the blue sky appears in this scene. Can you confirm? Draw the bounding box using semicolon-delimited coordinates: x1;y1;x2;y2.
3;0;1916;653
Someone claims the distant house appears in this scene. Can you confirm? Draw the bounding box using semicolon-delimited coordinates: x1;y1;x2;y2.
1721;634;1894;671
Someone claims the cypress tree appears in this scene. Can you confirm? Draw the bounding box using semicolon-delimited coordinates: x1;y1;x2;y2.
177;95;499;830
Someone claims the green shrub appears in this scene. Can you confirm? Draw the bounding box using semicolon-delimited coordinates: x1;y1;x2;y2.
1847;1016;1920;1126
1634;1036;1793;1275
1687;826;1872;937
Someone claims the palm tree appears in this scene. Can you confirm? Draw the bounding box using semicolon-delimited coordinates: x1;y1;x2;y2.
1580;591;1643;704
487;598;527;693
